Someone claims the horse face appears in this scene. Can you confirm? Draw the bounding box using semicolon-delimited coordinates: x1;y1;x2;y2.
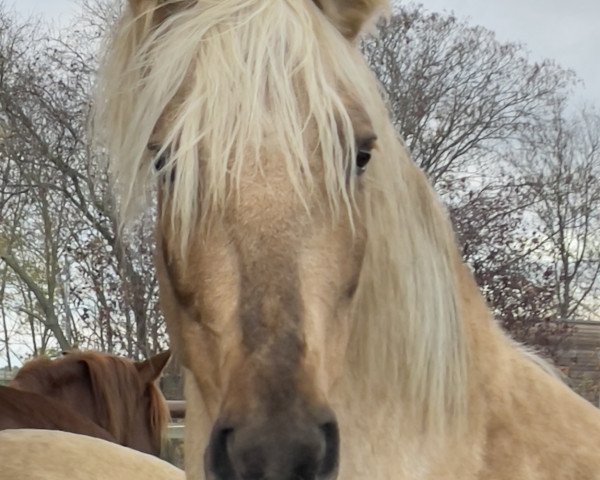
158;147;368;478
114;1;385;478
155;109;375;480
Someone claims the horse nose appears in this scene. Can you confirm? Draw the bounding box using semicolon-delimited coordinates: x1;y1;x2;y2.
206;411;339;480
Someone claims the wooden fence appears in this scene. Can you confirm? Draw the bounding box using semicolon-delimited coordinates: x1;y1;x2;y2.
0;370;13;385
556;321;600;406
167;400;186;419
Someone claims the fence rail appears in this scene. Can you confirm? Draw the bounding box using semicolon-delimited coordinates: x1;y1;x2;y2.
0;370;14;385
167;400;186;419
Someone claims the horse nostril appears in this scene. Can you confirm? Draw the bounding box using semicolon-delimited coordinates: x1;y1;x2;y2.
291;419;340;480
207;414;339;480
206;425;236;480
290;419;339;480
208;423;267;480
319;421;340;477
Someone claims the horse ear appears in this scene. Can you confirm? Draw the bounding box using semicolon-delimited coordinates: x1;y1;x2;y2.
314;0;388;40
135;350;172;384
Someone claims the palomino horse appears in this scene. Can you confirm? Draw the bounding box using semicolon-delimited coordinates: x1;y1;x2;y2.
0;385;116;442
10;350;171;456
0;429;184;480
95;0;600;479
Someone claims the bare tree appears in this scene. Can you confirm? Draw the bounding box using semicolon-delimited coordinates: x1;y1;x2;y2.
0;4;165;360
363;6;576;183
362;6;585;356
516;103;600;323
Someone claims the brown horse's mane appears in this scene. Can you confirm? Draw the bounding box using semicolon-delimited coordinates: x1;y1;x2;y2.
12;351;170;450
0;385;117;442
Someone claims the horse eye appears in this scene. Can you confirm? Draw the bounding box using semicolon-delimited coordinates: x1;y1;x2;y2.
148;144;168;172
356;149;372;175
155;154;168;172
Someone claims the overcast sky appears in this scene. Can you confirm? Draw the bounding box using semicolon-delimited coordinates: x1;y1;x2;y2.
9;0;600;104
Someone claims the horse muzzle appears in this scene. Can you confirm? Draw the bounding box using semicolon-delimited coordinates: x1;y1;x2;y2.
205;408;339;480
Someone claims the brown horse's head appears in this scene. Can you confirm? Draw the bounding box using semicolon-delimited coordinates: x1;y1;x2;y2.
11;350;171;456
94;0;461;478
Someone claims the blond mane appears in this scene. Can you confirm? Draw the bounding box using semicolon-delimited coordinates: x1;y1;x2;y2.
95;0;467;436
95;0;367;244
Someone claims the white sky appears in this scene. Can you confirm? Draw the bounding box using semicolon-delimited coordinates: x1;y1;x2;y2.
9;0;600;105
418;0;600;106
9;0;75;23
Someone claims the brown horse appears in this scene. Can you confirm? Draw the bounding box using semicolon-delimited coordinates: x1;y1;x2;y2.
0;385;116;442
94;0;600;479
10;350;171;456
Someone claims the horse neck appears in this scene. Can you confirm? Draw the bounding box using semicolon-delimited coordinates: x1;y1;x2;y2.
50;380;106;429
333;256;589;479
0;386;117;443
15;366;125;439
429;260;600;478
